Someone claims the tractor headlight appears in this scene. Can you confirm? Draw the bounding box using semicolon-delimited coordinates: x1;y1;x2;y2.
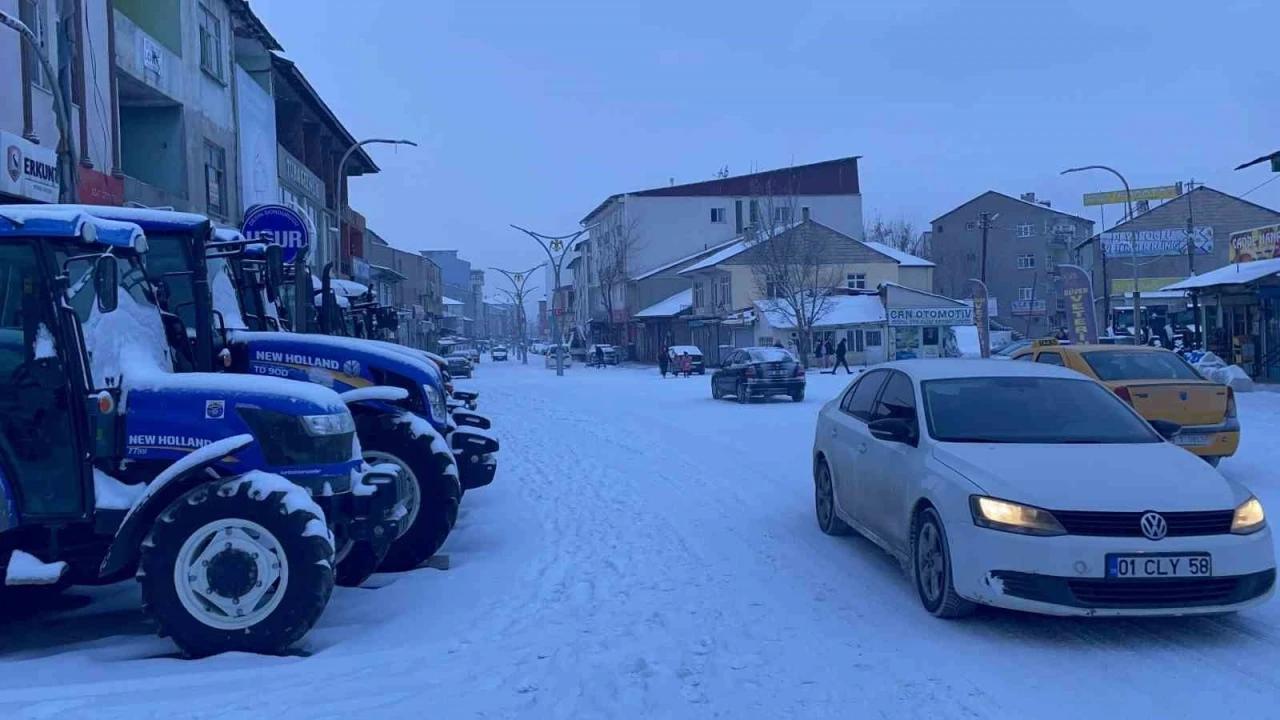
301;412;356;436
423;384;446;423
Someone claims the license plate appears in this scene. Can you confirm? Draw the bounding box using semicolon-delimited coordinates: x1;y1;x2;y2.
1174;434;1210;447
768;370;787;377
1106;554;1212;579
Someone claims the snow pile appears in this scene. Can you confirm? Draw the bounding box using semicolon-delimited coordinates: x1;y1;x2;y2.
93;468;146;510
81;283;173;388
208;259;248;330
339;386;410;404
122;435;254;525
33;323;55;359
5;550;67;586
1184;350;1255;392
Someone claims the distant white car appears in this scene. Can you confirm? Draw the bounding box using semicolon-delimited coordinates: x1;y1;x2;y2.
492;346;509;361
545;347;572;369
812;359;1274;618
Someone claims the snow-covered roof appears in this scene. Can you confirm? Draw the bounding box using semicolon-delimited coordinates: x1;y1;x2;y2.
310;275;369;297
861;241;935;267
634;289;693;318
41;203;210;231
442;296;464;306
680;222;804;274
754;294;885;330
0;207;145;249
1161;258;1280;291
631;236;745;281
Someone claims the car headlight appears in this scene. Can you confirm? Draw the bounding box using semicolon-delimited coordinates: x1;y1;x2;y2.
301;412;356;436
1232;496;1266;535
970;496;1066;536
423;384;446;423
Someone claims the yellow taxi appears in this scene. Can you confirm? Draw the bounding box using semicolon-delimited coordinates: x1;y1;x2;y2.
1009;339;1239;466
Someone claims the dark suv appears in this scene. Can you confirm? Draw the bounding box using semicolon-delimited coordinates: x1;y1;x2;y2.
712;347;805;403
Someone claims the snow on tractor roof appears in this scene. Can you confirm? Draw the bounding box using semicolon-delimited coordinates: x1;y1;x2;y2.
40;204;210;232
0;207;146;249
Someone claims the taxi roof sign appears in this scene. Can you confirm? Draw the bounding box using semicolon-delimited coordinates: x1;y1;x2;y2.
1033;338;1060;347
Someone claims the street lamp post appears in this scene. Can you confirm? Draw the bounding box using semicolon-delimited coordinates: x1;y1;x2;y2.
0;10;77;202
1061;164;1139;342
490;264;544;364
511;225;590;377
336;138;417;274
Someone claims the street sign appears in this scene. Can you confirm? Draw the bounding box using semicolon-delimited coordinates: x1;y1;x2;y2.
1082;184;1182;207
242;203;309;264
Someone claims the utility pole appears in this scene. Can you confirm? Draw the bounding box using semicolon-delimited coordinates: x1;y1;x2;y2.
978;211;992;283
511;225;592;377
490;264;544;364
1185;178;1202;348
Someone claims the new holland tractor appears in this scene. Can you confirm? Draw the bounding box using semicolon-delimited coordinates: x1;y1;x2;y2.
43;206;494;572
0;208;404;658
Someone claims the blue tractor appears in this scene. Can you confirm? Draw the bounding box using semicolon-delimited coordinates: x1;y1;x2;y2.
41;206;496;574
0;208;402;657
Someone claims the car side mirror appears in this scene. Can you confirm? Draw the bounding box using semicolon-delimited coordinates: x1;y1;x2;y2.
1149;419;1181;441
868;417;918;446
94;255;119;313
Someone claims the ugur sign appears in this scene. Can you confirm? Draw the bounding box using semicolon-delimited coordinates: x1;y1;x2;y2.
241;203;310;265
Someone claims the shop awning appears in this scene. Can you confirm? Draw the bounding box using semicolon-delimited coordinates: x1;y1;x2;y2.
1161;258;1280;291
370;263;407;282
755;295;885;330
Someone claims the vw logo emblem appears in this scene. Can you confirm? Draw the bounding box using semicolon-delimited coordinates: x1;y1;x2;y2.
1140;512;1168;541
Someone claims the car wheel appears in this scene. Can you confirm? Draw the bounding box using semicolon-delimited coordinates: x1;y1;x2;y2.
791;388;805;402
1204;456;1222;468
814;459;850;536
912;507;975;619
736;381;749;404
712;381;723;400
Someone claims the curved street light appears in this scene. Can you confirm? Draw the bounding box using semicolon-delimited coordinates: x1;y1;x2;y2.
490;263;545;364
1061;164;1139;341
511;224;593;376
336;138;417;274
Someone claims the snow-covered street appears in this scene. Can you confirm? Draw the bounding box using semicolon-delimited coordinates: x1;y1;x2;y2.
4;361;1280;719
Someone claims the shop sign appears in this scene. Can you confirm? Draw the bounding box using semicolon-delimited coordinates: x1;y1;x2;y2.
277;145;326;202
1058;264;1099;344
2;131;58;202
1100;226;1213;257
1011;299;1047;316
242;203;310;264
1083;184;1181;206
1228;223;1280;262
886;306;973;327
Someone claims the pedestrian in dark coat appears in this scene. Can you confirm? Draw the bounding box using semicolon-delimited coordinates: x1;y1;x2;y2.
659;347;670;378
829;338;852;374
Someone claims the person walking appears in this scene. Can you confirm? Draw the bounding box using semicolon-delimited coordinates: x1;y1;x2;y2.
594;344;606;368
829;337;852;374
658;346;670;378
815;339;826;370
824;339;835;369
680;351;692;378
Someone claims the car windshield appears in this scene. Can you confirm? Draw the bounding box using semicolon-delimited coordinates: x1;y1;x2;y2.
921;376;1161;444
1081;350;1202;381
63;251;173;386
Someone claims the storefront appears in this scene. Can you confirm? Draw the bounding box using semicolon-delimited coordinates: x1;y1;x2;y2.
277;145;337;273
882;283;974;360
1163;257;1280;382
1;131;59;204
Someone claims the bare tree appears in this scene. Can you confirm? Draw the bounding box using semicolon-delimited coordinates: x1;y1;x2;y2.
743;185;841;367
594;217;642;345
862;213;925;255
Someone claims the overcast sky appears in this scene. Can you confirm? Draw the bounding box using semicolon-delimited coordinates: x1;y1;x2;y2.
254;0;1280;283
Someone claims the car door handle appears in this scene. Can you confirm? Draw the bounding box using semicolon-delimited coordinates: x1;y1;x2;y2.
858;443;868;454
830;426;838;438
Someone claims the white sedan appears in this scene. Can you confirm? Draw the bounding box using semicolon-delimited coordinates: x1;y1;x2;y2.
812;359;1274;618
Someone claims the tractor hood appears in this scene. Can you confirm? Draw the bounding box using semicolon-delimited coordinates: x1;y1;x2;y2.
121;370;359;491
228;331;448;427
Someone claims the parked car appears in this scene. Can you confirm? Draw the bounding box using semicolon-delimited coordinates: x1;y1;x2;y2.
812;359;1274;618
492;345;509;361
446;352;474;378
469;347;481;364
712;347;805;403
1009;339;1238;466
668;345;705;374
545;347;573;369
990;339;1033;359
588;344;619;365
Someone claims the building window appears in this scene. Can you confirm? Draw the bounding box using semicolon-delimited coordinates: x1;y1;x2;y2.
935;224;944;233
965;221;976;231
846;273;867;290
773;206;793;225
19;0;50;91
204;141;227;217
714;275;731;308
1018;286;1034;301
1016;254;1036;270
749;200;760;225
1056;298;1066;312
692;281;705;309
710;207;726;224
198;4;224;82
865;330;882;347
965;251;976;261
1016;223;1035;238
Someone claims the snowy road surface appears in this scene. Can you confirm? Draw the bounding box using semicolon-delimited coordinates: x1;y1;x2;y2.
3;362;1280;719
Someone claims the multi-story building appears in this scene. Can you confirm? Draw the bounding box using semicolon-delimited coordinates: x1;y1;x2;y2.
573;156;863;348
2;0;118;205
366;230;443;350
421;250;474;337
470;269;486;339
930;191;1095;337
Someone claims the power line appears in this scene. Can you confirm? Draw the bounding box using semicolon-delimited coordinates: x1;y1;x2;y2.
1239;173;1280;199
